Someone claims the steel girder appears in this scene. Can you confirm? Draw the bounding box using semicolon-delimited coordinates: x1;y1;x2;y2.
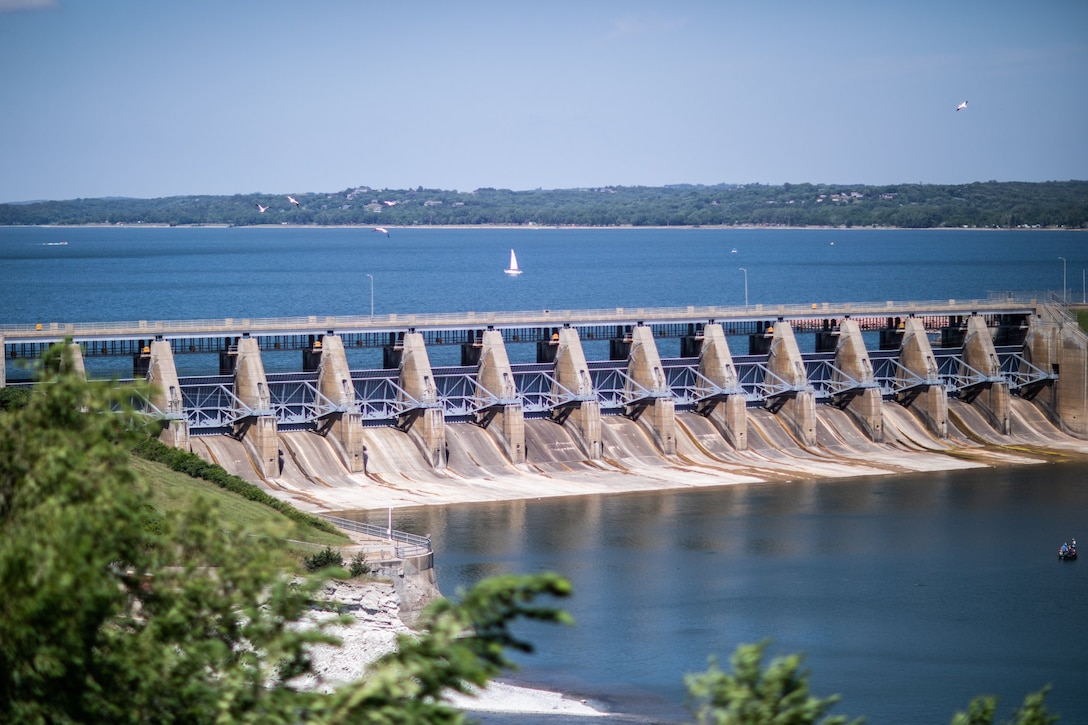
662;359;747;411
170;346;1053;433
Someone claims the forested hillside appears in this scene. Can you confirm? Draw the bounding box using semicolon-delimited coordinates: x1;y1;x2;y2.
2;180;1085;229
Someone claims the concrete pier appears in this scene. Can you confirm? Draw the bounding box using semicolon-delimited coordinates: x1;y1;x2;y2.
832;319;883;442
694;323;747;450
397;332;447;470
65;341;87;379
1026;306;1088;436
475;330;526;464
551;327;602;459
961;316;1010;434
147;340;189;450
624;325;676;454
896;318;948;437
316;335;367;472
233;337;278;476
765;321;817;446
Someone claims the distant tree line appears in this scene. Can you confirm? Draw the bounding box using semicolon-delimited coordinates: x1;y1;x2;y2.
2;180;1086;229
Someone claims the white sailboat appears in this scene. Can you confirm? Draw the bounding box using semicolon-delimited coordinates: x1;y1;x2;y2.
504;248;523;275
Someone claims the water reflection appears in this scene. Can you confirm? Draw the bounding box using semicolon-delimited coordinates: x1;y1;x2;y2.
340;462;1088;723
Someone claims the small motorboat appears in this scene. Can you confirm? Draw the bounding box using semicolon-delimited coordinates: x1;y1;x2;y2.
1058;543;1077;561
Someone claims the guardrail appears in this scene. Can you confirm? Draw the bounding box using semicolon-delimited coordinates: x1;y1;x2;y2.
319;514;432;559
0;296;1043;342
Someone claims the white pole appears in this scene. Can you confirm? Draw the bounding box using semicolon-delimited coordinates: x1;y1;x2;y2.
1059;257;1066;302
367;273;374;319
739;268;748;308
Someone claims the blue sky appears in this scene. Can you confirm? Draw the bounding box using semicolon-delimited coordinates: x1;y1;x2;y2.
1;0;1085;202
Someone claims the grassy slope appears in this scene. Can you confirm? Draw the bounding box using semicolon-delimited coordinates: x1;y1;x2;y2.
132;456;349;569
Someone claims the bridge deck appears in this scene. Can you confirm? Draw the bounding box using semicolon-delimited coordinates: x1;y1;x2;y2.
1;297;1040;352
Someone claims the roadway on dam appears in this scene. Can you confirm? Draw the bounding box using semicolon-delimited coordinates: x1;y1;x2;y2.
192;394;1088;514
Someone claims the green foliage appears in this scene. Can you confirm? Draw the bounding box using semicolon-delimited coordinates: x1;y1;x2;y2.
132;434;343;537
2;181;1085;228
0;345;576;724
684;641;861;725
0;386;32;411
950;687;1058;725
686;641;1059;725
304;545;345;573
348;550;370;578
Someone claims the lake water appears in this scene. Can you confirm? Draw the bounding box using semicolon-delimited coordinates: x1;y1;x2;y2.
2;226;1087;722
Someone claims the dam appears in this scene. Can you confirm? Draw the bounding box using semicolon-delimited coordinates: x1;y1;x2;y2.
3;296;1087;511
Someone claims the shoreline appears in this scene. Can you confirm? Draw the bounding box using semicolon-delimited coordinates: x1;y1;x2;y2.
304;579;610;718
15;222;1085;232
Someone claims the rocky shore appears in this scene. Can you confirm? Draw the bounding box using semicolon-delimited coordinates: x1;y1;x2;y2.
298;578;606;717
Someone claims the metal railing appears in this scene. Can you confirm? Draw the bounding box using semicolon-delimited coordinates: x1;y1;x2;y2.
319;514;432;559
1;297;1043;343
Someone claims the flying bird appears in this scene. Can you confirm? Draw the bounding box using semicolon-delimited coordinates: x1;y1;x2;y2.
956;100;968;112
382;200;398;206
374;227;390;236
256;203;269;213
287;195;300;207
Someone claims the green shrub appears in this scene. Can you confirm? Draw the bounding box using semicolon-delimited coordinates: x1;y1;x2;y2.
303;546;344;572
0;386;32;411
348;551;370;578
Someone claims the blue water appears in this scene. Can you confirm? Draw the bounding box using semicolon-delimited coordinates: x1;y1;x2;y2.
0;226;1083;326
388;466;1088;724
3;226;1088;723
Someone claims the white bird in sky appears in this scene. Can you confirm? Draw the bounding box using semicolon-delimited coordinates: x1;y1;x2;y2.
287;195;300;207
956;100;968;112
374;226;389;236
256;203;269;213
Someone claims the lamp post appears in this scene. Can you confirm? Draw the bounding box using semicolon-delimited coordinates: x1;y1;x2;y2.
1059;257;1067;302
739;268;748;308
367;273;374;319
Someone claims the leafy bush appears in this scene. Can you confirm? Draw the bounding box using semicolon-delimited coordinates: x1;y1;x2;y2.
0;386;32;411
303;546;343;573
348;551;370;578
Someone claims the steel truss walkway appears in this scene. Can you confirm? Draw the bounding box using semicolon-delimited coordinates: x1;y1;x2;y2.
173;344;1054;434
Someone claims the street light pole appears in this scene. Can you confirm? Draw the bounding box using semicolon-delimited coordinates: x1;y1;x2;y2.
367;273;374;319
739;268;748;308
1059;257;1067;302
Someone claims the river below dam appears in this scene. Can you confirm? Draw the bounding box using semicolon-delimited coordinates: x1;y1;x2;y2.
353;461;1088;724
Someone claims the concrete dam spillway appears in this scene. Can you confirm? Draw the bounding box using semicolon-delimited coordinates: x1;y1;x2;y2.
191;395;1077;513
4;298;1088;511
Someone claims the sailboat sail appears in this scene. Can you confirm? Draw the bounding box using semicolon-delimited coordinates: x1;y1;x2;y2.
504;249;522;275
